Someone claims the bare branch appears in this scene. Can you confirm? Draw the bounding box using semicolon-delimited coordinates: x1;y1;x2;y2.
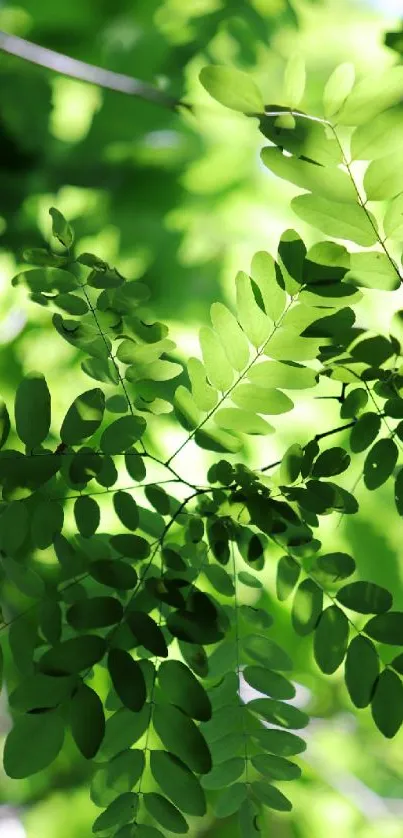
0;30;187;111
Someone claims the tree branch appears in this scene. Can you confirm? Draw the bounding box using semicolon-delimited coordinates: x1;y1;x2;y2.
0;30;188;111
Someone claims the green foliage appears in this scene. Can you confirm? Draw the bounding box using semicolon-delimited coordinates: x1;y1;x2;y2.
2;50;403;838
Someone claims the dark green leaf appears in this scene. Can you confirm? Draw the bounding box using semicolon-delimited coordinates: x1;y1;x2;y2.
243;666;295;699
336;581;392;614
108;649;146;712
344;635;379;708
350;412;381;453
126;611;168;657
100;416;146;454
9;673;74;712
70;683;105;758
38;635;106;675
49;207;74;248
110;534;150;560
150;750;206;816
215;783;247;818
89;559;138;590
74;495;100;538
251;781;292;812
314;606;349;674
371;670;403;738
143;793;188;834
364;612;403;645
60;388;105;445
276;555;300;601
248;697;309;729
364;439;398;490
91;749;144;808
292;579;323;636
316;551;356;580
201;757;244;790
242;634;292;670
67;597;123;630
157;660;211;721
312;447;350;478
3;711;65;778
93;793;138;833
251;753;301;781
153;703;212;774
97;706;151;760
15;374;51;448
252;728;306;756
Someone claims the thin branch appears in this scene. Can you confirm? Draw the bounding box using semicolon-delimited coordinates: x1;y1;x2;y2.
259;420;357;472
0;30;188;111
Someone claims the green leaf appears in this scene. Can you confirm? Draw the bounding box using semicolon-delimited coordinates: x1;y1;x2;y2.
9;673;74;712
214;407;274;435
314;606;349;674
243;666;295;700
210;302;250;371
291;194;378;246
153;703;212;774
364;152;403;201
276;555;300;601
283;54;305;108
385;398;403;420
215;783;247;818
13;267;79;293
248;360;317;390
316;551;356;580
15;373;51;448
364;438;398;490
250;251;286;322
351;107;403;160
345;252;400;292
201;757;244;790
157;660;211;721
340;388;368;419
236;271;272;347
292;579;323;636
74;495;100;538
0;400;10;450
91;749;144;808
31;499;64;550
0;500;29;554
143;792;188;834
261;147;356;203
144;484;171;515
100;415;146;454
312;447;350;478
231;384;293;415
344;635;379;708
126;611;168;657
89;559;137;590
350;412;381;453
280;443;303;484
323;63;355;118
3;711;65;778
110;534;150;560
251;753;301;781
251;781;292;812
53;293;88;315
174;386;202;430
60;388;105;445
93;793;138;833
337;65;403;125
150;750;206;816
70;683;105;758
125;449;146;481
264;329;321;361
252;728;306;757
242;634;292;670
81;356;119;385
384;193;403;240
204;564;235;596
97;706;151;760
371;670;403;738
238;571;262;588
336;581;392;614
38;635;106;675
248;697;308;729
364;612;403;645
395;468;403;516
67;597;123;630
39;600;62;644
199;65;264;114
108;649;146;712
113;491;139;530
187;357;217;411
239;798;260;838
199;326;234;391
2;555;45;598
49;207;74;248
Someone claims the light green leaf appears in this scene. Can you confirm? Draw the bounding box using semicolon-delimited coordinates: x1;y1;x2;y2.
60;388;105;445
15;373;51;448
3;711;65;778
199;326;234;391
81;356;119;385
187;357;217;411
351;108;403;160
214;407;274;435
364;151;403;201
336;581;392;614
150;750;206;816
337;65;403;125
248;360;317;390
49;207;73;248
323;63;355;118
276;555;300;601
204;565;235;597
199;65;264;114
125;359;182;383
283;55;306;108
117;338;175;365
174;385;202;430
292;194;378;246
264;329;321;361
314;606;349;674
384;193;403;241
236;271;272;347
210;302;250;371
13;267;79;293
261;147;356;203
195;423;242;454
250;251;286;322
345;249;401;290
53;293;88;316
231;384;293;415
371;670;403;738
345;636;379;708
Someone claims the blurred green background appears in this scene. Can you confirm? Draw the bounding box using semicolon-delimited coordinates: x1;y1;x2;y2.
0;0;403;836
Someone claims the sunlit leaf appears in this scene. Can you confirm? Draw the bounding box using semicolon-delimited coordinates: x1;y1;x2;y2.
292;194;378;246
199;65;264;114
323;63;355;118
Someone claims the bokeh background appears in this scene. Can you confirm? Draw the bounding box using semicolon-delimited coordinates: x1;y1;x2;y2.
0;1;403;836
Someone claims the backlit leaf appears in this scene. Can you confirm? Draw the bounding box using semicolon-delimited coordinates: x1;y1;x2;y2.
283;54;306;108
60;388;105;445
236;271;272;347
199;65;264;114
291;194;378;246
250;251;286;322
292;579;323;635
364;151;403;201
231;384;293;415
261;146;355;203
323;63;355;118
210;302;250;371
345;252;400;292
199;326;233;391
100;415;146;454
276;555;300;601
